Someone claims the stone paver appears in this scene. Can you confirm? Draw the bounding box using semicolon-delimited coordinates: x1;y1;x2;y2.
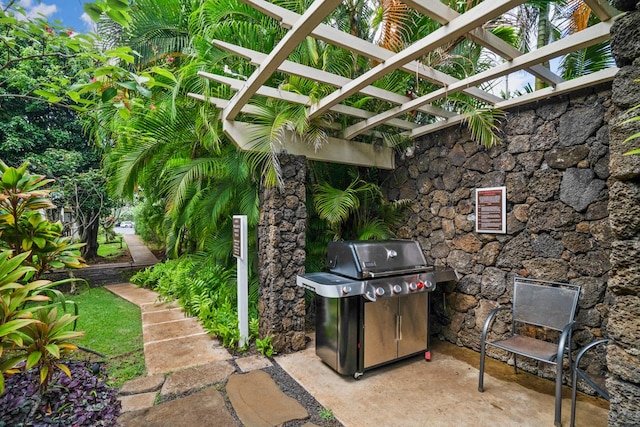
144;334;232;375
160;361;235;399
119;374;165;396
143;318;207;343
105;283;159;305
118;387;236;427
121;233;159;265
118;392;158;413
140;300;180;313
226;370;308;427
236;354;273;372
142;307;187;324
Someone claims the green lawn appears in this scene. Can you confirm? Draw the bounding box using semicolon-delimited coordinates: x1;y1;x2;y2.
69;287;145;387
97;233;128;259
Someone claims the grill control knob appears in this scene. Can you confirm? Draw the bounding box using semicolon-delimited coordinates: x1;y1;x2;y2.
424;280;434;290
392;284;402;294
375;287;385;297
342;286;352;295
417;281;424;290
409;282;418;291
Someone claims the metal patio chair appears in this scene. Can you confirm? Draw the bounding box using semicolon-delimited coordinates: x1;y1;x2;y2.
478;277;581;427
570;339;610;427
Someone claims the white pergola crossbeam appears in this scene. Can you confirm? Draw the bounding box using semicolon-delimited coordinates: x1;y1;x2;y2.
190;0;619;169
223;120;395;169
197;70;421;131
211;40;455;119
243;0;503;105
406;67;619;139
222;0;342;121
584;0;620;21
308;0;526;119
403;0;564;87
343;19;613;140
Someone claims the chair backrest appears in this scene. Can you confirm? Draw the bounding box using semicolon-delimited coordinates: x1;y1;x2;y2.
513;277;581;331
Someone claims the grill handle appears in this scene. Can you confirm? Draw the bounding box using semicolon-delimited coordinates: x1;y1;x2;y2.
367;266;433;278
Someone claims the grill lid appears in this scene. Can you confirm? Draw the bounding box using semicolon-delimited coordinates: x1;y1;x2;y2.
327;240;429;279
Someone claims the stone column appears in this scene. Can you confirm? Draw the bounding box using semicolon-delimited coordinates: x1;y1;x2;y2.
607;2;640;425
257;154;307;353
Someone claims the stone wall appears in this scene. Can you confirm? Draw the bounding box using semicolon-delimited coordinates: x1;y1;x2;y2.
605;2;640;425
257;154;307;353
380;85;613;383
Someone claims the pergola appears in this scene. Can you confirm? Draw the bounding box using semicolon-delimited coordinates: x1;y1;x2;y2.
190;0;621;170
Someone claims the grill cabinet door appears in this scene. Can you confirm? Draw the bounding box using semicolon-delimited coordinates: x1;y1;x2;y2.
397;293;428;357
363;298;398;368
315;296;360;375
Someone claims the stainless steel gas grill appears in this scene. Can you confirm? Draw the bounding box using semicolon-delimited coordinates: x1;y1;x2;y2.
297;240;457;379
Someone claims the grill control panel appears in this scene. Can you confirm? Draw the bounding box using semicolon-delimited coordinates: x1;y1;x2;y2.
363;274;435;301
297;271;438;300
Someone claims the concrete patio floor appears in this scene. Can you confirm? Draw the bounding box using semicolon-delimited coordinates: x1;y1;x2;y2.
276;336;609;427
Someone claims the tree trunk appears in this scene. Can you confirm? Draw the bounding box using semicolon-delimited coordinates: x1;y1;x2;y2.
535;2;551;91
81;214;100;260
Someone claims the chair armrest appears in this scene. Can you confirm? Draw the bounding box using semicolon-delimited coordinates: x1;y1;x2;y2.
573;338;610;400
556;321;576;362
481;306;511;343
575;339;609;365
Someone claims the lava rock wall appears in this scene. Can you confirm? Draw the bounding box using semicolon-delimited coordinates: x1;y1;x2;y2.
605;2;640;424
257;154;307;353
380;85;613;385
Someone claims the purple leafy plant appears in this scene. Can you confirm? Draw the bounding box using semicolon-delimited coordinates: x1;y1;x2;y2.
0;360;121;426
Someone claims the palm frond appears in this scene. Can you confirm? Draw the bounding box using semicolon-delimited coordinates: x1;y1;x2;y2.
464;107;506;148
313;181;360;226
559;42;613;80
356;218;393;240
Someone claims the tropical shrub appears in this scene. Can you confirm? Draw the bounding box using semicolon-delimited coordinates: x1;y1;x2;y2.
0;161;87;278
131;257;260;351
0;160;88;397
0;250;82;395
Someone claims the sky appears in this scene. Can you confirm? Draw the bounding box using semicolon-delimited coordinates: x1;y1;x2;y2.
19;0;95;33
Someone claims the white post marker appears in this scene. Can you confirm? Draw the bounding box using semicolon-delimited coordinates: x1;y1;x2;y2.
232;215;249;347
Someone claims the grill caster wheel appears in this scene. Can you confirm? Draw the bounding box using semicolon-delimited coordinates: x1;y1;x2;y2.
353;372;364;380
425;351;431;362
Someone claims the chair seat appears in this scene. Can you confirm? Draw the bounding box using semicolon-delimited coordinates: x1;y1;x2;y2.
488;334;560;363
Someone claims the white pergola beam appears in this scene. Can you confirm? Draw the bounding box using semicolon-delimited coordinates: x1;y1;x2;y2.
308;0;525;119
197;71;421;131
403;0;564;87
406;67;619;139
583;0;620;21
223;120;395;169
495;66;619;110
211;40;455;119
222;0;341;121
187;92;263;116
243;0;502;105
343;20;613;139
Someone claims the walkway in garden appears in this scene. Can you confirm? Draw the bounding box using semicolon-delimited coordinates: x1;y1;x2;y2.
105;281;313;427
120;233;160;265
104;236;609;426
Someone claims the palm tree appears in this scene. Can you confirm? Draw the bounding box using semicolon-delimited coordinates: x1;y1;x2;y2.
557;1;614;79
97;0;262;261
501;0;613;88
